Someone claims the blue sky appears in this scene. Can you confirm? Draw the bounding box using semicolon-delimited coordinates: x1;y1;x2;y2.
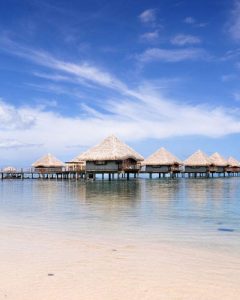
1;0;240;166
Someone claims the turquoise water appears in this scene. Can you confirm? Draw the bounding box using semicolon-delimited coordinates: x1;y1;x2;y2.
0;178;240;253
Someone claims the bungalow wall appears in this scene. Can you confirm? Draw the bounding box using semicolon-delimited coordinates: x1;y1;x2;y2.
144;165;170;173
184;166;209;173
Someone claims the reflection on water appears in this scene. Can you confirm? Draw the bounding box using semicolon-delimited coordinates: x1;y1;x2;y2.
0;178;240;252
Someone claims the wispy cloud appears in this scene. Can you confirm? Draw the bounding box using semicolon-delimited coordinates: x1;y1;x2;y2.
140;30;159;42
183;16;207;28
0;37;128;94
221;48;240;61
33;72;72;82
233;92;240;101
184;17;196;24
171;34;201;46
0;139;41;149
136;47;208;63
228;0;240;41
221;74;237;82
0;39;240;164
25;82;86;99
139;9;157;25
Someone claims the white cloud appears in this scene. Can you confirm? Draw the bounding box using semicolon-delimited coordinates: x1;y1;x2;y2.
228;0;240;41
171;34;201;46
184;17;195;24
1;85;240;164
140;30;159;42
139;9;156;24
137;47;208;63
0;100;36;130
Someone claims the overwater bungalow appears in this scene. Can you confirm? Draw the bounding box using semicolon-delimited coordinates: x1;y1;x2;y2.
65;157;85;172
32;153;65;173
142;147;182;176
3;166;17;173
209;152;228;174
225;156;240;174
184;150;210;175
76;135;144;175
1;166;20;179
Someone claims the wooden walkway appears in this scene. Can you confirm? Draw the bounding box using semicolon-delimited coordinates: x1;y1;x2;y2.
0;170;240;180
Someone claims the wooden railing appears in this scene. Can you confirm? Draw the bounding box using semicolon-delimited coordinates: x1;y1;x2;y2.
171;166;181;172
121;163;141;171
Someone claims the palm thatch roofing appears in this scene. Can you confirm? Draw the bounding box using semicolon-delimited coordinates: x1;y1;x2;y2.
227;156;240;167
32;153;65;168
209;152;228;167
3;166;16;172
74;135;144;162
142;147;182;166
184;150;210;166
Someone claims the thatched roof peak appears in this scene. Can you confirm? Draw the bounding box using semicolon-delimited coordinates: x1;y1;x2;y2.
75;135;144;162
32;153;65;168
209;152;228;167
227;156;240;167
184;150;210;166
143;147;182;166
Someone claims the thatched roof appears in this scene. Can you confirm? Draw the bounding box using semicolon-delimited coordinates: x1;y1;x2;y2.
227;156;240;167
66;156;85;164
3;166;16;172
142;147;182;166
209;152;228;167
184;150;210;166
74;135;144;162
32;153;65;168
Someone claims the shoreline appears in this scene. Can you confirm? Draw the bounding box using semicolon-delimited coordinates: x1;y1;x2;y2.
1;225;240;300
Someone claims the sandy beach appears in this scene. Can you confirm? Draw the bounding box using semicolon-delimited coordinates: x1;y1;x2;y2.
0;225;239;300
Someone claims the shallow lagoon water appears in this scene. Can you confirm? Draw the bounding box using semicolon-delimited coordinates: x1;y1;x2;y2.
0;177;239;254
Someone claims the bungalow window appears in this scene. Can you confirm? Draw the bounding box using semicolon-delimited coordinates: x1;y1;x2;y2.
94;161;107;165
190;166;205;169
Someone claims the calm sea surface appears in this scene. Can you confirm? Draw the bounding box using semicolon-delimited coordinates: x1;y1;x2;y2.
0;177;240;253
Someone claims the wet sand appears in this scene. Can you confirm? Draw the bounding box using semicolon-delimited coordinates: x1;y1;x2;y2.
0;226;239;300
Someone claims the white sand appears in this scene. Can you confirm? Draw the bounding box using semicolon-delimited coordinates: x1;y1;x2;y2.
0;226;240;300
